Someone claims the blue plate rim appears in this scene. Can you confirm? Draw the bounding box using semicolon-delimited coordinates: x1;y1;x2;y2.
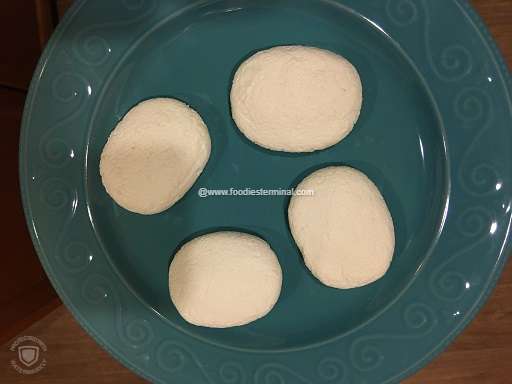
19;0;512;383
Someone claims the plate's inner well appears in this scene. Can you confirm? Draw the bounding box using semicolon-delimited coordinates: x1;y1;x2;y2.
86;0;447;351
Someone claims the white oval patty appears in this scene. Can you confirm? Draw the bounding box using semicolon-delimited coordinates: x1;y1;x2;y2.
100;98;211;215
230;45;362;152
169;232;282;328
288;166;395;289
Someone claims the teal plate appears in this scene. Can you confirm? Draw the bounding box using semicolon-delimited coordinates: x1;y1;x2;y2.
20;0;512;383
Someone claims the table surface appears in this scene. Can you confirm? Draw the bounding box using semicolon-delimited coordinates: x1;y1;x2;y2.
2;0;511;383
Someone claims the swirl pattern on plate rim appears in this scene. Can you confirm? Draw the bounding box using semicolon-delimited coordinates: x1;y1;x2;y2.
23;0;511;383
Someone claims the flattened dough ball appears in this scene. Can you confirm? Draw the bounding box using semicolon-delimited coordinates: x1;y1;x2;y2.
169;232;282;328
288;166;395;289
100;98;211;215
230;46;362;152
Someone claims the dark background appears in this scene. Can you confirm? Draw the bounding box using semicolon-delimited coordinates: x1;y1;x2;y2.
0;1;510;383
